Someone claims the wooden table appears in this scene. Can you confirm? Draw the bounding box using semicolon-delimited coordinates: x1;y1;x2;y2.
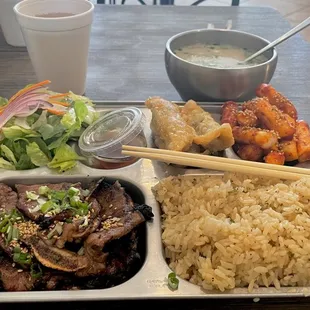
1;5;310;309
1;5;310;119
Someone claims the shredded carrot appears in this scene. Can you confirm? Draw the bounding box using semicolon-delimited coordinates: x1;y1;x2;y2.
46;108;66;116
48;99;70;107
8;80;51;104
49;92;70;99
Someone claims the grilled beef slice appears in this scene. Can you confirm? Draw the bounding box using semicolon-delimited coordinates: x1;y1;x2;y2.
15;183;82;222
77;212;145;277
0;183;18;212
75;180;153;277
55;198;101;249
88;180;133;220
0;256;36;291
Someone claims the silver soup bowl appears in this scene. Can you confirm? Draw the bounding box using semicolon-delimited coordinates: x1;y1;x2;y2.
165;29;278;102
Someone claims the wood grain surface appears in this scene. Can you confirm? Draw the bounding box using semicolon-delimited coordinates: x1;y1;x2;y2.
1;5;310;309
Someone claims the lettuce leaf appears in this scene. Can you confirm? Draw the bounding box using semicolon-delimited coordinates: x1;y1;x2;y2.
26;113;40;127
47;131;71;151
26;142;50;167
84;105;99;125
15;153;36;170
74;100;88;126
48;100;89;151
31;110;48;130
2;126;40;140
0;157;15;170
13;117;31;129
48;144;84;172
28;137;51;160
61;108;76;129
61;100;88;129
0;145;17;165
65;92;93;106
2;138;28;162
31;111;65;141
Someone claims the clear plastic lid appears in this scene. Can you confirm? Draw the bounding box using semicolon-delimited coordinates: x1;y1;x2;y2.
78;107;146;158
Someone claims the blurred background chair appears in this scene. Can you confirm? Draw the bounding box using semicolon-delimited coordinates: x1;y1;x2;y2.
97;0;239;6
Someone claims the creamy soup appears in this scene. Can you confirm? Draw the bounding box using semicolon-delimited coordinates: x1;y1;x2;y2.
174;43;269;68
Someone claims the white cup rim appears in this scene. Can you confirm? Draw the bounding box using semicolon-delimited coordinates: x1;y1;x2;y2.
14;0;94;20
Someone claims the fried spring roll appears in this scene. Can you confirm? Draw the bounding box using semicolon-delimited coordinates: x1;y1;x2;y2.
221;101;238;127
145;97;195;151
256;84;297;120
235;144;264;161
295;120;310;163
236;110;258;127
232;126;278;150
264;150;285;165
279;139;298;162
255;98;296;139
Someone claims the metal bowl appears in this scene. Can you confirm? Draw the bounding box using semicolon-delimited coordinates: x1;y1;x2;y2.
165;29;278;102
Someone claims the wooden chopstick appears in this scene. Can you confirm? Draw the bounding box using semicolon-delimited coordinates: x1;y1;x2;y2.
122;145;310;181
122;145;310;176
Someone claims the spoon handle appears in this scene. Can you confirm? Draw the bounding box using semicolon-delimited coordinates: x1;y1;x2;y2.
243;16;310;63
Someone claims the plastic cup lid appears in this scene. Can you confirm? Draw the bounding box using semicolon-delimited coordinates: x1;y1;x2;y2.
78;107;146;158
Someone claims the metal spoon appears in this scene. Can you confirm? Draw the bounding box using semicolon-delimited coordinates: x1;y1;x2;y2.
240;16;310;64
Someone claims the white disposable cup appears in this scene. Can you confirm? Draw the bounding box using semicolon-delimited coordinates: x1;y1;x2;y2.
13;0;94;95
0;0;25;46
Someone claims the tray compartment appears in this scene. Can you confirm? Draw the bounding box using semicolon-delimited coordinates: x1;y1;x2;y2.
0;175;150;293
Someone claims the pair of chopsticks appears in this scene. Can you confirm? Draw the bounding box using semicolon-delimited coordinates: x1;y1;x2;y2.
122;145;310;181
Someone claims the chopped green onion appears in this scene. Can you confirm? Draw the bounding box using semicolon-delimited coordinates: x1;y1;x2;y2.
0;222;9;233
75;201;89;216
0;218;9;230
0;210;23;244
26;191;39;201
29;185;89;217
40;200;56;213
12;226;19;240
68;187;80;197
13;247;32;266
38;186;50;196
69;195;80;207
5;224;13;245
51;190;66;201
168;272;179;290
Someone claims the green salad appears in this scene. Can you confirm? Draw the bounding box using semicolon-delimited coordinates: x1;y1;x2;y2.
0;82;99;172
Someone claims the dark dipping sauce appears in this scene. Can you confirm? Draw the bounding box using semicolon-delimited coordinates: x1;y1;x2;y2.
83;133;147;170
78;107;147;170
